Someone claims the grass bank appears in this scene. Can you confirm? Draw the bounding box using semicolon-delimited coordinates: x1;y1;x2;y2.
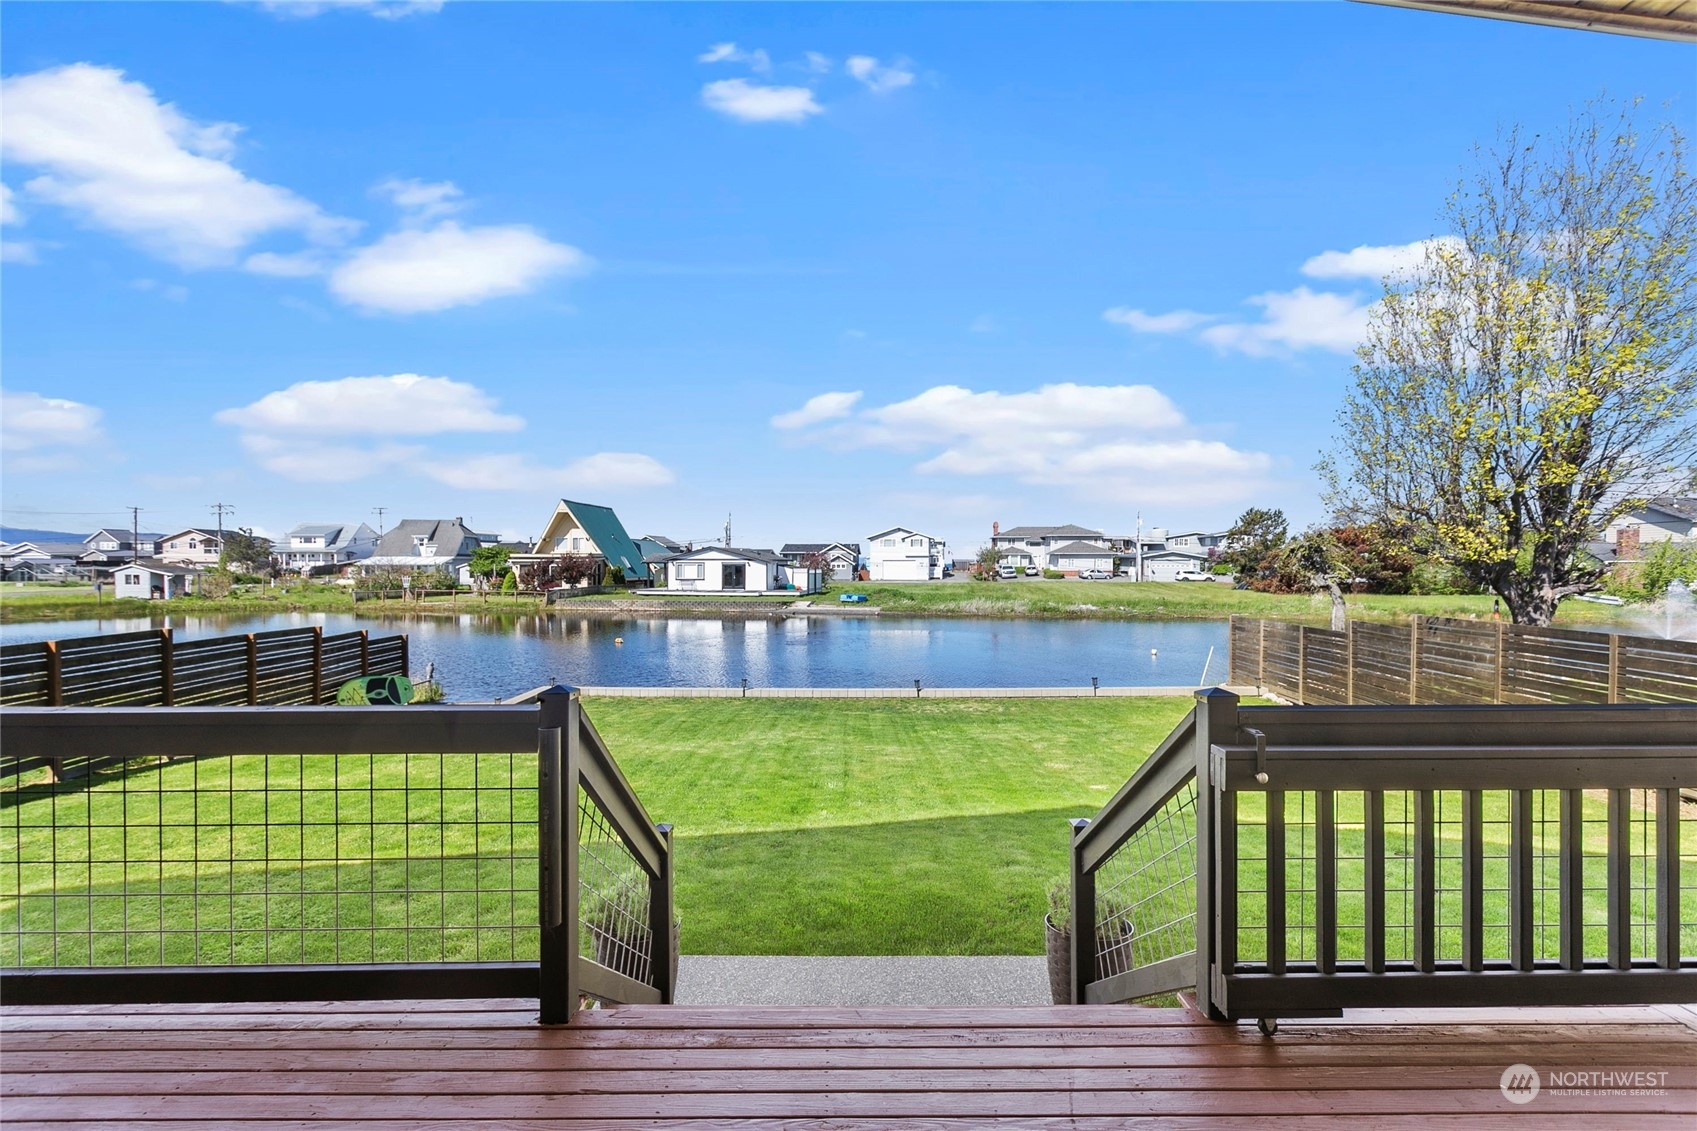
2;578;1643;629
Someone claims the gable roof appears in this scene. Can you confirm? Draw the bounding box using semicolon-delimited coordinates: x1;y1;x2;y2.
370;518;492;561
555;499;650;580
669;546;787;564
781;542;860;556
1639;496;1697;524
114;558;199;577
85;529;163;544
288;523;345;540
996;524;1105;540
868;527;937;542
1048;540;1117;556
641;533;684;552
159;528;220;542
1142;548;1212;561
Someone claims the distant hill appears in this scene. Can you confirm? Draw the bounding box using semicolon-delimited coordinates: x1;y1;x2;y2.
1;527;86;544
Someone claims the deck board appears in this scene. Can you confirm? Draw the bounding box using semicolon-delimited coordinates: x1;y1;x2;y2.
3;1000;1692;1123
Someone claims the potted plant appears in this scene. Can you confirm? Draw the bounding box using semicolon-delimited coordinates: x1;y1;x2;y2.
1045;879;1135;1005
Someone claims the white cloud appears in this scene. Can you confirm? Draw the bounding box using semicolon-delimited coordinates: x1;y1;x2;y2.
327;221;590;314
771;390;863;430
0;64;357;268
1198;286;1372;356
428;452;675;492
1;390;108;471
215;374;525;435
256;1;444;19
697;42;771;73
216;375;672;490
243;250;327;277
1103;306;1215;334
1;242;39;264
374;177;465;223
0;184;20;225
777;382;1270;504
702;79;823;124
846;56;915;94
1300;237;1464;281
805;52;833;74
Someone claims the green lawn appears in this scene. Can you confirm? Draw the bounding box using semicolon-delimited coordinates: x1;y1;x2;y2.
3;697;1688;966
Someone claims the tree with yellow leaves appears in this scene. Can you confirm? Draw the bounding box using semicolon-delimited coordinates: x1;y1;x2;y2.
1326;100;1697;625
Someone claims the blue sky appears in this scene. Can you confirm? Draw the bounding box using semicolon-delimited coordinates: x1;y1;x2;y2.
2;1;1691;552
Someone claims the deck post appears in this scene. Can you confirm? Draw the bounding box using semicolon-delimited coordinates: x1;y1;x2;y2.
311;627;324;704
650;823;676;1004
536;687;576;1023
1657;788;1681;970
245;633;259;705
45;639;62;706
1607;634;1622;704
1194;687;1237;1020
160;628;175;707
1069;818;1095;1005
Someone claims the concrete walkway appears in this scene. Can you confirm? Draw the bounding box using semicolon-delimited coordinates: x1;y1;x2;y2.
674;955;1053;1006
580;685;1255;699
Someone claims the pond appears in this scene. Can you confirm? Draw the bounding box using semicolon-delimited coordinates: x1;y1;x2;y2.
1;612;1230;701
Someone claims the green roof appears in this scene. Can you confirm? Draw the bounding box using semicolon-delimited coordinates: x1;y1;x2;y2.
561;499;650;581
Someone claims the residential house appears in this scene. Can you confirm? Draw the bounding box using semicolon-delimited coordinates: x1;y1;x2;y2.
1166;530;1229;553
79;529;162;572
360;518;499;578
278;522;380;574
780;542;861;582
112;560;198;600
632;535;684;586
457;541;535;587
661;546;818;594
1047;541;1119;576
1138;548;1215;583
156;529;223;568
867;527;948;580
507;500;652;586
0;541;87;581
990;524;1107;571
1605;497;1697;561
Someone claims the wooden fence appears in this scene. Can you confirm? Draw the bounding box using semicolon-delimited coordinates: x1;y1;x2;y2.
0;626;408;710
1229;615;1697;705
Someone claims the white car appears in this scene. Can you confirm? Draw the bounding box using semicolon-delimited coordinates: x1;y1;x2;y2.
1078;568;1112;580
1024;566;1040;576
1173;569;1216;582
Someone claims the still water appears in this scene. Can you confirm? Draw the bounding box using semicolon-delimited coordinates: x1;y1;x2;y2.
1;612;1229;701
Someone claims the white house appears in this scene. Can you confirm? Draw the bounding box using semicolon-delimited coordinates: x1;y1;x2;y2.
360;518;499;577
780;542;861;581
662;547;818;593
990;524;1106;571
279;522;380;573
1605;497;1696;559
112;560;198;600
0;541;86;581
1138;548;1215;582
157;528;223;568
1166;530;1228;552
80;529;162;570
867;527;947;580
1048;541;1118;576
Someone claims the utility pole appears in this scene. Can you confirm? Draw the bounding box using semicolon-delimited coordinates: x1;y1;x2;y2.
372;507;388;538
1135;512;1143;583
128;506;143;566
724;514;732;547
210;502;234;562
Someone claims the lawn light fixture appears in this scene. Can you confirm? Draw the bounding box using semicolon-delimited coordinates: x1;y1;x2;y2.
1092;676;1099;695
914;678;922;698
741;677;749;698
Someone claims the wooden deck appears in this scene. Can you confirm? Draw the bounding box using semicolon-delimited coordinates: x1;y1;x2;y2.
4;999;1695;1126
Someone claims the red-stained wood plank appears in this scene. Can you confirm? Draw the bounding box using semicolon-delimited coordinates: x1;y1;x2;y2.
8;1065;1696;1098
5;1087;1692;1120
8;1119;1697;1131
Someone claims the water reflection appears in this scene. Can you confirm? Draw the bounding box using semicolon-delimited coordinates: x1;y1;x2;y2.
2;611;1229;700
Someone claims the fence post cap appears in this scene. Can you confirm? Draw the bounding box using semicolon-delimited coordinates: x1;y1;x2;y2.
1194;686;1238;704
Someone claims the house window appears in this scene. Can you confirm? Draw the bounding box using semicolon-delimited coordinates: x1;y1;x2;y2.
909;537;924;547
882;539;896;548
572;537;583;551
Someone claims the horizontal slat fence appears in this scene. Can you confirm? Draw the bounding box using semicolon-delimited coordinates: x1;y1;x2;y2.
1230;615;1697;706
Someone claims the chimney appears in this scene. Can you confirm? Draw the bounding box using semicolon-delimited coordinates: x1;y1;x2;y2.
992;521;1000;536
1616;526;1641;561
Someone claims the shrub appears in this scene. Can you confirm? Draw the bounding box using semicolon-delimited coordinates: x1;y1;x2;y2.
501;570;518;593
1042;569;1065;579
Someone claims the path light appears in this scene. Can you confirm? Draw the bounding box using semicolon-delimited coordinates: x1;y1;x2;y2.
741;677;749;698
1092;676;1099;696
914;679;922;699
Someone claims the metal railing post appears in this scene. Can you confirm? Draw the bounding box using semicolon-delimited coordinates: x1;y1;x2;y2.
651;824;676;1003
1069;817;1094;1005
536;686;577;1023
1194;686;1237;1020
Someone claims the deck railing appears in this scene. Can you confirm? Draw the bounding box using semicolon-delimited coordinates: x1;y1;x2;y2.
0;688;673;1021
1072;689;1697;1024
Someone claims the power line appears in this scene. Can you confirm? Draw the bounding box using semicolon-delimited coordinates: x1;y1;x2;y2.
128;506;143;567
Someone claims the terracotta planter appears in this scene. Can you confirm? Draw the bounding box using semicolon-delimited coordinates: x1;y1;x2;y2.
1044;914;1071;1005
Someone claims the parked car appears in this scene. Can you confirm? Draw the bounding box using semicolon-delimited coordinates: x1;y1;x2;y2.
996;564;1018;580
1079;568;1112;580
1024;565;1040;576
1173;569;1216;582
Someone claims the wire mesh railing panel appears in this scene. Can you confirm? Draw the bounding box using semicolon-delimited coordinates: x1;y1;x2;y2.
576;785;655;990
0;750;538;967
1091;780;1197;985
